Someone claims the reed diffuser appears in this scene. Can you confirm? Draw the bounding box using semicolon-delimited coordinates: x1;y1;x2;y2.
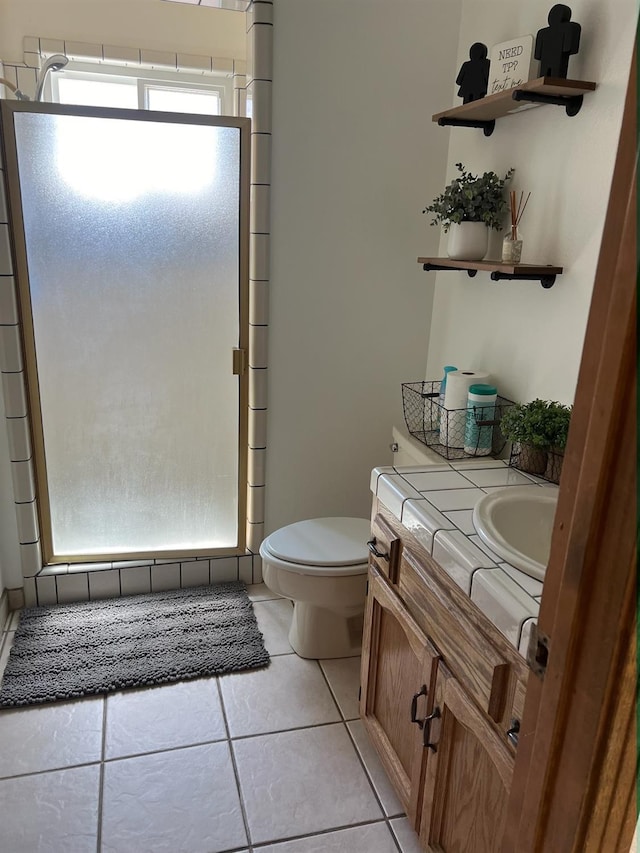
502;190;530;263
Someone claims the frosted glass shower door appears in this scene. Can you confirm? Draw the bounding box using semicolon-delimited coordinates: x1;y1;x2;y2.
2;104;249;562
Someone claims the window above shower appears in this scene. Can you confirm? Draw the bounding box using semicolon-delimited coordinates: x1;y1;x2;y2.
1;37;246;116
50;64;232;115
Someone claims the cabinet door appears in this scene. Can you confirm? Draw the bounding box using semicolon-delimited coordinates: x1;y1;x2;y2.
419;665;514;852
360;567;440;827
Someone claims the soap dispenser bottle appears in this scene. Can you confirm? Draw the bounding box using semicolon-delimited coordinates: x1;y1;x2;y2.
436;366;457;426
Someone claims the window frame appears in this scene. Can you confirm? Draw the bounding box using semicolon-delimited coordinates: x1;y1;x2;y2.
49;61;233;115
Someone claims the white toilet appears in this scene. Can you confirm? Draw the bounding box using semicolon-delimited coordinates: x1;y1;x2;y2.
259;517;371;659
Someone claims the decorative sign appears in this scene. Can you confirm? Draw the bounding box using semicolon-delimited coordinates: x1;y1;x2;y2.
488;35;536;95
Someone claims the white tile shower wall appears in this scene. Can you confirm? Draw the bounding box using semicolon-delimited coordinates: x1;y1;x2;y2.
243;4;272;561
39;38;66;57
20;541;42;578
5;416;31;462
247;521;264;553
15;67;37;99
22;37;39;55
247;485;266;525
151;563;181;592
180;561;210;588
0;278;14;324
1;372;28;418
35;574;57;606
233;68;247;118
88;569;121;600
17;36;238;82
15;500;39;544
56;573;89;604
0;589;8;632
252;553;263;583
0;325;23;373
249;321;268;365
0;18;273;603
22;577;36;607
248;448;266;487
102;45;141;65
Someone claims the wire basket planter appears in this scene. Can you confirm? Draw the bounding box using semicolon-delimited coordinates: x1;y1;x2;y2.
402;380;515;461
509;443;564;484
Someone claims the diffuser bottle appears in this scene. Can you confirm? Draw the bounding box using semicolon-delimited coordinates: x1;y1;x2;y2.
502;228;523;263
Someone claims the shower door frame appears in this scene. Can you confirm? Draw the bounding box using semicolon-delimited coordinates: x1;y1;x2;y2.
0;100;250;565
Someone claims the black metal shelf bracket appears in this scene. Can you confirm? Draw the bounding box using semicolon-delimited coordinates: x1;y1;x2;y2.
490;271;557;289
511;88;584;117
437;116;496;137
423;263;477;278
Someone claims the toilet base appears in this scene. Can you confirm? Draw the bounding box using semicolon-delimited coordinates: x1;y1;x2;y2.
289;601;364;659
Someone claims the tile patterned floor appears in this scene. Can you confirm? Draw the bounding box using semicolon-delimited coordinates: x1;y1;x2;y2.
0;584;423;853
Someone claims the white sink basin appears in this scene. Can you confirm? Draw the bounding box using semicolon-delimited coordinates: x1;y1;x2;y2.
472;486;558;581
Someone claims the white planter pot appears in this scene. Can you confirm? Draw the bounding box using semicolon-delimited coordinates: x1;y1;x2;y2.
447;222;489;261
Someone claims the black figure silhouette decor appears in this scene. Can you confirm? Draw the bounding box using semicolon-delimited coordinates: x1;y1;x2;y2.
535;4;581;78
456;43;490;103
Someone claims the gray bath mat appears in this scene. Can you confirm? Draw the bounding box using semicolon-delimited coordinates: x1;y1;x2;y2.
0;582;270;708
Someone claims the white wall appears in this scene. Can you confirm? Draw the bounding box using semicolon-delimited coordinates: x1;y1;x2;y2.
425;0;638;405
0;0;246;63
266;0;462;531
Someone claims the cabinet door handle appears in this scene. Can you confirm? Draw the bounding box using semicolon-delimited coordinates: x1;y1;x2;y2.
506;719;520;748
367;538;389;561
423;707;441;751
410;685;428;728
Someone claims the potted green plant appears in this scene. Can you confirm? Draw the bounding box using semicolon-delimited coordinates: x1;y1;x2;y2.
423;162;514;260
500;398;572;480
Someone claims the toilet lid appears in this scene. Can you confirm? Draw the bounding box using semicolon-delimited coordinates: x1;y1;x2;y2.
266;517;371;567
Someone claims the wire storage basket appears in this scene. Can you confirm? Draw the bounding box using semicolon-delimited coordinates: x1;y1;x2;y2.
402;381;515;461
509;443;564;484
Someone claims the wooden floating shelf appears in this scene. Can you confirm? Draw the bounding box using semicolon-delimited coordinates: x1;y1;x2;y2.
417;257;563;289
432;77;597;135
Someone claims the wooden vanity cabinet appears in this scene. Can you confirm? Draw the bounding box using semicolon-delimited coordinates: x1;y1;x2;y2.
419;664;514;851
360;567;439;825
361;501;528;851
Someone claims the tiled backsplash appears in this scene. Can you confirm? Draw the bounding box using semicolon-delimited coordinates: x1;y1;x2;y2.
0;6;274;607
371;459;557;657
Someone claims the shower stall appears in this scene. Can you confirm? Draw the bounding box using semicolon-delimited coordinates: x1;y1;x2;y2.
0;101;250;567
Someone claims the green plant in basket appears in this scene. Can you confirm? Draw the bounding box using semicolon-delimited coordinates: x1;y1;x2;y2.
501;399;572;479
422;162;515;232
500;399;572;450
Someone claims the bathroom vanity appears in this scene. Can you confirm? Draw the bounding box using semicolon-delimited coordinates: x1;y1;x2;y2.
361;460;549;852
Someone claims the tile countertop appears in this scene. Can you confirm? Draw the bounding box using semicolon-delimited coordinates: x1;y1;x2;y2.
370;458;559;659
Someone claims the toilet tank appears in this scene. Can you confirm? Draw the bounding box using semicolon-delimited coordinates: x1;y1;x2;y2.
390;424;443;467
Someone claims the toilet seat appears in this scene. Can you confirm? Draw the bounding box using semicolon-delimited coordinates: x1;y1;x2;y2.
261;517;370;577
